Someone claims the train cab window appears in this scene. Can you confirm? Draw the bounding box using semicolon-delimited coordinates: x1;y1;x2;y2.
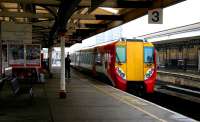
144;47;154;63
116;46;126;63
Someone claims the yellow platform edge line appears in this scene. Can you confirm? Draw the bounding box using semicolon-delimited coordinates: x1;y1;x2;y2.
91;84;167;122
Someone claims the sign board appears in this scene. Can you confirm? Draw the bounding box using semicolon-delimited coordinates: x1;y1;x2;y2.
148;8;163;24
1;22;32;44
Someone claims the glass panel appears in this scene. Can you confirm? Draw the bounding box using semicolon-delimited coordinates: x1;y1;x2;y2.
116;46;126;63
95;53;102;65
144;47;154;63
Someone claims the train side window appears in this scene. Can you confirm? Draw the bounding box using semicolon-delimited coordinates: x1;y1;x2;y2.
86;52;90;64
95;53;102;65
116;46;126;63
144;47;154;63
90;53;93;64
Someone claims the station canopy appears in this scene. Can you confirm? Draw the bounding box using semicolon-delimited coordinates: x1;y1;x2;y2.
0;0;185;47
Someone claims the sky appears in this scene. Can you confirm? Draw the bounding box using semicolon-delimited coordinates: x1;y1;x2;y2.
69;0;200;52
122;0;200;38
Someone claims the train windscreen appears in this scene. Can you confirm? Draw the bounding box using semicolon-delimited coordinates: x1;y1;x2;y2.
116;46;126;63
144;47;154;63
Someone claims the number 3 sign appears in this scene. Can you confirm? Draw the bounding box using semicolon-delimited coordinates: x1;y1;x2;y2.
148;8;163;24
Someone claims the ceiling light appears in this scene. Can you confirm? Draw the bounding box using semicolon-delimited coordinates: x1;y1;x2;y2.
99;7;119;14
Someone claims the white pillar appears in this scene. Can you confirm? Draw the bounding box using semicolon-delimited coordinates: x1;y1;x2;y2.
59;34;66;98
48;47;52;72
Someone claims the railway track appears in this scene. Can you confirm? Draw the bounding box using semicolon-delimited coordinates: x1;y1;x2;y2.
155;81;200;103
139;82;200;121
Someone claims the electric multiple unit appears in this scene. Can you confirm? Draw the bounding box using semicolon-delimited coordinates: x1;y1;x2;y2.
70;39;157;94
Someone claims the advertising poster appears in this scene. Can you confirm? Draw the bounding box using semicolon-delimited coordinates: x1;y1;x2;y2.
26;44;41;67
8;44;24;66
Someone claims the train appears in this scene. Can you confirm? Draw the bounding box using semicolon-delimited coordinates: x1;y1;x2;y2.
70;38;157;94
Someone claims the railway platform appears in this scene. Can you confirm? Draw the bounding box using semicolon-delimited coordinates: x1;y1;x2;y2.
0;67;197;122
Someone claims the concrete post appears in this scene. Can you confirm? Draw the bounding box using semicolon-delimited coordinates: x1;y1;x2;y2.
59;33;66;98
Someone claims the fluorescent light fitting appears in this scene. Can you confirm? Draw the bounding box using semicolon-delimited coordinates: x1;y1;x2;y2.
99;7;119;14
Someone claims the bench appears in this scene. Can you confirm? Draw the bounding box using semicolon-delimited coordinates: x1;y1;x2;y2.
11;77;34;98
1;76;33;100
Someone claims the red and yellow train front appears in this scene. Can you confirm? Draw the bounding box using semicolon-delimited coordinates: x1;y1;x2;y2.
114;40;156;93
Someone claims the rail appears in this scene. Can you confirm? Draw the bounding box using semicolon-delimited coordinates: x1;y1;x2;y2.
158;70;200;82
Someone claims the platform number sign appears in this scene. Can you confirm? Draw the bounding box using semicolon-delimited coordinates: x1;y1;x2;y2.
148;8;163;24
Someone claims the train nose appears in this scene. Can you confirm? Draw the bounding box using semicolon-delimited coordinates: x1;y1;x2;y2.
126;42;144;81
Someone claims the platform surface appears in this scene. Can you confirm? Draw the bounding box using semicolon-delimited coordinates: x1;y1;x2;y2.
0;67;197;122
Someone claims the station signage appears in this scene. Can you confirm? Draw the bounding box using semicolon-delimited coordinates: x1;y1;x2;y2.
148;8;163;24
1;22;32;44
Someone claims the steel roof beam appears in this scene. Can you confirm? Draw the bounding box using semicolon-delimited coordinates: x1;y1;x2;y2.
56;0;81;32
0;2;16;21
0;11;54;19
1;0;152;8
79;24;107;28
49;0;81;46
72;14;123;20
0;0;60;6
32;21;54;28
79;0;153;8
39;6;57;18
116;0;153;8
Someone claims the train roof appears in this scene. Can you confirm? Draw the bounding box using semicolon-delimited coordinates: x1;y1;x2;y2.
81;38;144;49
70;38;145;52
